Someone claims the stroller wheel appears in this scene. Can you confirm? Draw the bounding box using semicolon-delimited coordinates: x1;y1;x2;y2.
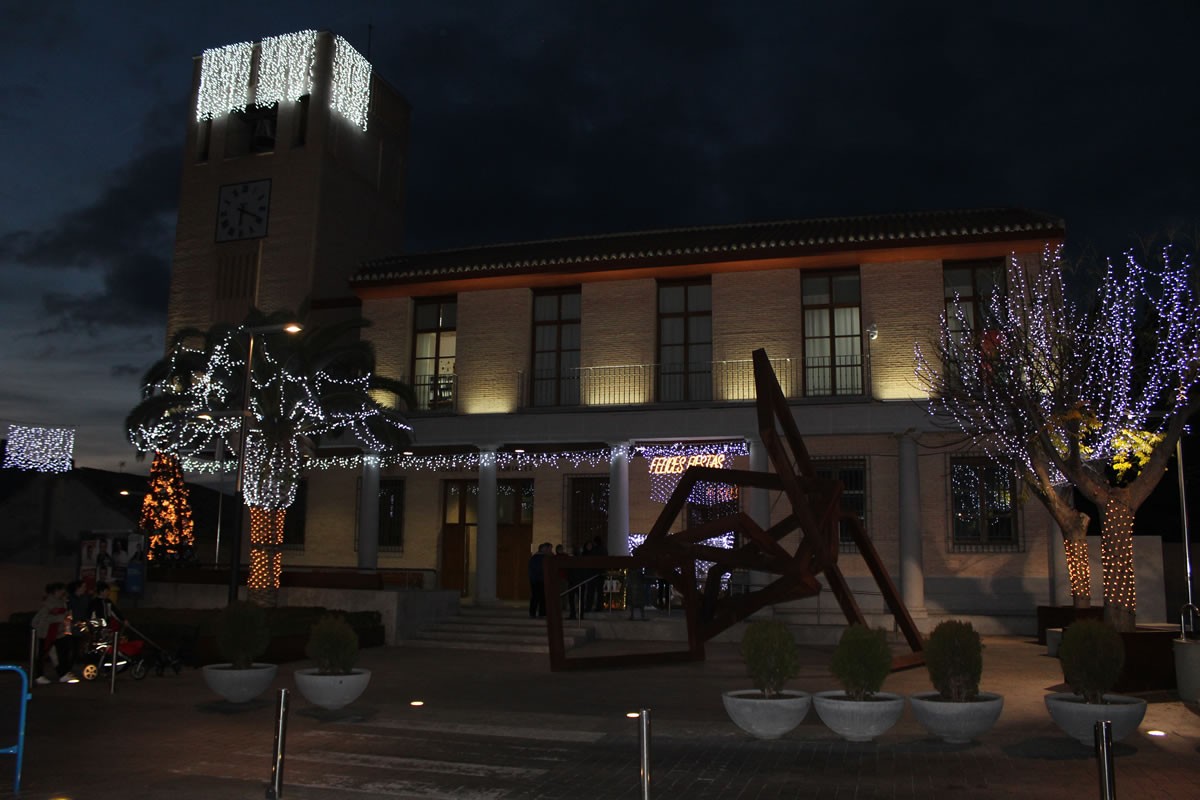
131;661;148;680
81;663;99;681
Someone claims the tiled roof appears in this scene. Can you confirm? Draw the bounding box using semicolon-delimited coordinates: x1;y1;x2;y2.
351;208;1064;287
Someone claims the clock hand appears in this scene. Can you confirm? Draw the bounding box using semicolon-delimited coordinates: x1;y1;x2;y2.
237;206;264;223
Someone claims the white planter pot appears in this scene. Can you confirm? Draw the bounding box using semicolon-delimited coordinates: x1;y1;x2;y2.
294;668;372;710
909;691;1004;744
813;690;904;742
721;690;811;740
1174;638;1200;702
1044;692;1147;745
202;663;277;703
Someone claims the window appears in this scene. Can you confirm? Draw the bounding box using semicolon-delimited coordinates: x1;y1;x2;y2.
943;259;1005;334
196;118;212;163
658;279;712;402
814;459;867;552
802;271;862;396
282;480;307;549
950;458;1020;551
377;478;404;552
225;104;279;157
498;480;535;525
530;289;581;407
412;298;457;410
291;95;310;148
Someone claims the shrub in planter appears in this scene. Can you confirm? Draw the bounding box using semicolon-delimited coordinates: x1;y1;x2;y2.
830;624;891;700
911;620;1003;743
1047;620;1145;744
925;619;982;702
295;613;370;711
741;620;800;698
722;620;809;739
1059;619;1123;704
305;614;360;675
216;601;270;670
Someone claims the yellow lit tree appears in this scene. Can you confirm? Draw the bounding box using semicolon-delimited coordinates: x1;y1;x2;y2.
139;451;195;562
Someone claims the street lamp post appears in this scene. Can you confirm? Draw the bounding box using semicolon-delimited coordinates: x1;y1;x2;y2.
227;322;301;605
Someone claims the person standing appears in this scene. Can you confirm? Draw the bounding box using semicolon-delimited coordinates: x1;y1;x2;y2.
528;542;552;618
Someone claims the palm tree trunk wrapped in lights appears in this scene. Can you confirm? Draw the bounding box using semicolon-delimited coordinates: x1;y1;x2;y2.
126;308;415;606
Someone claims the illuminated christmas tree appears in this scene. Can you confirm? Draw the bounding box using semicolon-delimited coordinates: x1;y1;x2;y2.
917;246;1200;631
139;451;195;562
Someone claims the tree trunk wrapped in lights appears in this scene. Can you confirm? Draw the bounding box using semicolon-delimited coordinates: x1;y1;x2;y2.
126;308;416;608
916;246;1200;631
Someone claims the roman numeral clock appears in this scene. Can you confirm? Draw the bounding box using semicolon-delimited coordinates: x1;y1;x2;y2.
215;179;271;242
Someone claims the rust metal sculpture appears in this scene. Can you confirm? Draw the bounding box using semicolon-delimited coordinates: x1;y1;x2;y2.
545;348;923;671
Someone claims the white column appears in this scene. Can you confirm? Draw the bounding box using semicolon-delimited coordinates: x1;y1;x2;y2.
476;448;499;604
608;443;631;555
357;453;380;570
747;436;770;590
897;431;926;614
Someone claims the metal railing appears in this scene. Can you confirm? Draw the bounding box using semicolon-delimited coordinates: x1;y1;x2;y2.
518;354;863;408
405;373;458;412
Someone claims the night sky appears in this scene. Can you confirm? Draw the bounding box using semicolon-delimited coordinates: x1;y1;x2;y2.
2;1;1198;471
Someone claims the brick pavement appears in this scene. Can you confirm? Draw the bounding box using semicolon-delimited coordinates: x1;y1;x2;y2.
1;636;1197;799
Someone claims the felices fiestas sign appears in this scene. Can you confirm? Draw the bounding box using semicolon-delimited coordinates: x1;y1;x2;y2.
647;453;728;474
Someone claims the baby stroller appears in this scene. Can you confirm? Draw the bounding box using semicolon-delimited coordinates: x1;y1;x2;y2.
79;618;182;681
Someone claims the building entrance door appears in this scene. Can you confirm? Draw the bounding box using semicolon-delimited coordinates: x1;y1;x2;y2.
440;481;477;597
495;480;534;601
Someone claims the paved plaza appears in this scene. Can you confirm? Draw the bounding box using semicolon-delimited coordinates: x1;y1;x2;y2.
1;635;1197;799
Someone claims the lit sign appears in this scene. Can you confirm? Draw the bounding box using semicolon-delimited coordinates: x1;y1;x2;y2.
647;454;728;474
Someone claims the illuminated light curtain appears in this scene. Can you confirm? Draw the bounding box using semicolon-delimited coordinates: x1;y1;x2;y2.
331;35;371;130
256;30;317;106
196;41;253;120
3;424;74;472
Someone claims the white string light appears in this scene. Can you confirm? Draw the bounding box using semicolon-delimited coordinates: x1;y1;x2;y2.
331;35;371;131
255;30;317;107
3;424;75;473
196;41;253;120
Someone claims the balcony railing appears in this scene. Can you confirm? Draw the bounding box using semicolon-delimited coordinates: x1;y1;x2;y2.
515;354;867;408
405;373;458;412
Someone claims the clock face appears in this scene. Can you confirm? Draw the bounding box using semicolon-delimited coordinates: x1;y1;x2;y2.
215;179;271;242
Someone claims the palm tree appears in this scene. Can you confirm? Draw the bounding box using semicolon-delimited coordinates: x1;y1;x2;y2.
128;308;415;605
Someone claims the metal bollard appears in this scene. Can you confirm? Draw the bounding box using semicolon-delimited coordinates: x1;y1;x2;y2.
266;688;290;800
638;708;651;800
1094;720;1115;799
110;629;120;695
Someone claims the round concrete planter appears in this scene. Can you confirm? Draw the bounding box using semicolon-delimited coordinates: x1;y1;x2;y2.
202;663;277;703
813;690;904;742
721;690;811;739
1174;638;1200;702
294;668;372;710
1044;692;1147;745
909;691;1004;744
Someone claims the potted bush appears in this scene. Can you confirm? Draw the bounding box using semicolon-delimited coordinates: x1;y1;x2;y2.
202;601;277;703
721;620;811;739
813;624;904;742
909;620;1004;743
294;613;372;710
1045;620;1147;745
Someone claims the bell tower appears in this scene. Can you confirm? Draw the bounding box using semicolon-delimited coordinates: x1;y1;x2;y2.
166;30;410;336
